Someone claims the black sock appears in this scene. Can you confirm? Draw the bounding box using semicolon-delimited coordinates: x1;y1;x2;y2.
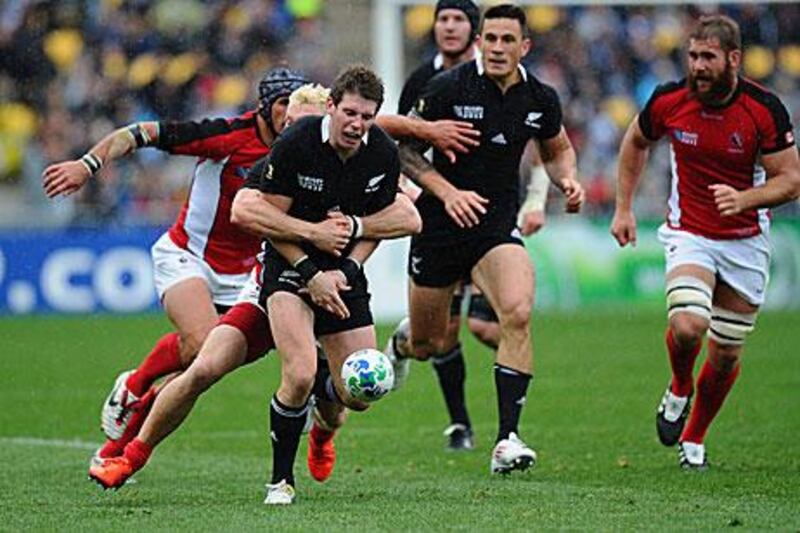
311;357;344;405
432;343;470;428
494;363;532;442
269;395;309;486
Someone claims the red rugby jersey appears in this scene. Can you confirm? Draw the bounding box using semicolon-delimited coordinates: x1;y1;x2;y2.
638;77;795;240
155;111;269;274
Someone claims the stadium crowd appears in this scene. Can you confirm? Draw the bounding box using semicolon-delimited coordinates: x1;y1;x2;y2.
1;1;798;226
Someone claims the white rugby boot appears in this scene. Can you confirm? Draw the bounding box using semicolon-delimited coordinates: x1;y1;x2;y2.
264;479;296;505
101;370;140;440
490;432;537;474
678;441;708;471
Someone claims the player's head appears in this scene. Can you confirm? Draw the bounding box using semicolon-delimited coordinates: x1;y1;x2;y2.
478;4;531;81
434;0;480;57
257;66;309;135
285;84;330;128
686;15;742;105
326;65;384;156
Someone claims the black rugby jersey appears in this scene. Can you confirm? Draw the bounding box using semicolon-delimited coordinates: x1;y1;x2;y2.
410;59;563;241
245;114;400;269
398;53;445;116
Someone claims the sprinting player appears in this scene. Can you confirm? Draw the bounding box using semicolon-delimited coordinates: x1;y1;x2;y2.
388;0;553;452
87;82;422;493
43;66;311;442
395;4;584;475
610;15;799;470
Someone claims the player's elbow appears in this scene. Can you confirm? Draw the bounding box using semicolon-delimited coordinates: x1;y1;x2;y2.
230;189;258;232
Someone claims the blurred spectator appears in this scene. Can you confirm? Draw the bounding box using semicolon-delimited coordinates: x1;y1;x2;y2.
0;0;333;227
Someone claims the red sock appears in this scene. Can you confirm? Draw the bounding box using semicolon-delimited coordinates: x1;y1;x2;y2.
123;438;153;471
311;424;335;444
681;359;740;444
666;328;701;397
126;333;181;397
98;438;125;459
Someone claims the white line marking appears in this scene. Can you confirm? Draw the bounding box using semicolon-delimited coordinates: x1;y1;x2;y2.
0;437;101;450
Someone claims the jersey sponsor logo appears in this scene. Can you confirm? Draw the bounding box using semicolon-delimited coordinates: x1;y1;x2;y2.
490;133;507;145
297;174;324;192
453;105;484;120
365;173;385;193
700;111;723;121
728;132;744;154
524;112;543;128
672;129;698;146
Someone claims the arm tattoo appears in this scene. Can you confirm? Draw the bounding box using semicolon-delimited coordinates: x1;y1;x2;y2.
399;142;434;183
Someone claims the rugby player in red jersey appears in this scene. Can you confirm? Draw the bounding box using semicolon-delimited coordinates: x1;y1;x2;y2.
611;15;800;469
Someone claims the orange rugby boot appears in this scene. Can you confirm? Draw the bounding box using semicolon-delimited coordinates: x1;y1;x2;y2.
88;456;137;490
307;424;336;482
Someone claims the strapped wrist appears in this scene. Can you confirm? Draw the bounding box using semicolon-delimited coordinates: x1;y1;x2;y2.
348;215;364;239
80;153;103;176
126;123;153;148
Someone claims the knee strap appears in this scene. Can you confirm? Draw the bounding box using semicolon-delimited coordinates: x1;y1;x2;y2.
666;276;713;320
708;307;756;346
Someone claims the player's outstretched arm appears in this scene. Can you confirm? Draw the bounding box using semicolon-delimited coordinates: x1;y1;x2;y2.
231;188;350;256
42;122;159;198
359;193;422;239
610;118;653;248
398;141;488;229
538;127;584;214
710;146;800;216
377;115;480;163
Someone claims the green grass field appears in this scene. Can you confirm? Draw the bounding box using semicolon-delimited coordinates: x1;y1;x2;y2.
1;310;798;530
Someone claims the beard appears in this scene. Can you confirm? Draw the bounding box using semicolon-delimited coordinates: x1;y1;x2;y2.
689;62;737;106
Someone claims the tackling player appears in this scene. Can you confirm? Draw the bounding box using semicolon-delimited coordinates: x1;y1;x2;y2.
610;15;800;469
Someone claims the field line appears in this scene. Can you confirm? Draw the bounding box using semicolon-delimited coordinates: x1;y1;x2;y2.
0;436;101;450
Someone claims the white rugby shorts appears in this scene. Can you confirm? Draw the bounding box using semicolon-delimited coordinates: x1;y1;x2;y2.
658;224;771;306
151;233;250;307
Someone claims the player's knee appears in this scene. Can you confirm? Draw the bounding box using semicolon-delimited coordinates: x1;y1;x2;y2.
669;313;707;348
284;364;316;399
498;300;531;332
710;344;741;373
708;307;756;348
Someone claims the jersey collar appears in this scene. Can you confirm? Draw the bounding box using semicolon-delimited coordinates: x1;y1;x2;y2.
433;47;481;70
320;114;369;145
475;57;528;82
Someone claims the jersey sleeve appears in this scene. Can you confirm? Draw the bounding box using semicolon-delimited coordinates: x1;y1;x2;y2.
756;94;796;154
409;71;451;122
638;82;679;141
243;155;269;190
534;84;563;140
252;135;298;198
155;116;250;159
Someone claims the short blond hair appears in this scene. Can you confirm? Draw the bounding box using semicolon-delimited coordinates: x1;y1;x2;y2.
288;83;330;108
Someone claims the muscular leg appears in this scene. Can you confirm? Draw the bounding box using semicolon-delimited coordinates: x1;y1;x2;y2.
681;281;757;445
665;265;715;397
465;285;500;350
267;292;317;487
472;244;534;443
